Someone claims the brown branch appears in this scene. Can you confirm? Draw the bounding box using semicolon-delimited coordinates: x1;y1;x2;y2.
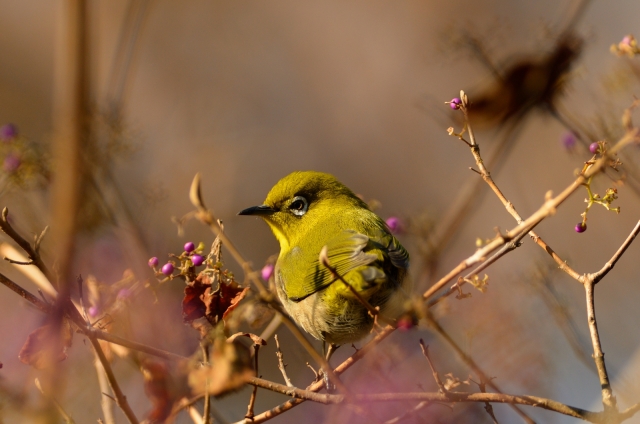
585;280;616;417
89;335;139;424
383;401;432;424
424;98;639;301
275;335;293;387
0;208;53;281
34;378;76;423
418;340;446;393
590;220;640;285
234;325;396;424
246;376;622;423
245;344;261;420
0;271;188;363
424;313;535;424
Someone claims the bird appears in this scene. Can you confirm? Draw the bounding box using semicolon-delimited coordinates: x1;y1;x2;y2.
238;171;409;348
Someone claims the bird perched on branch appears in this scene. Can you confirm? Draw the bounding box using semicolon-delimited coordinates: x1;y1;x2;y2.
239;171;409;347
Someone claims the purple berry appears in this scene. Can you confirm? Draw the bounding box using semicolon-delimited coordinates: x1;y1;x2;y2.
184;241;195;253
0;124;18;141
261;263;274;281
385;216;403;235
621;35;632;46
161;263;174;276
191;254;204;267
148;257;159;268
449;97;462;110
88;306;99;318
562;132;577;150
589;142;599;154
3;154;20;173
575;223;587;233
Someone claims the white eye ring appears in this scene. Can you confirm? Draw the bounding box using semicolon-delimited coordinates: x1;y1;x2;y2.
289;196;308;216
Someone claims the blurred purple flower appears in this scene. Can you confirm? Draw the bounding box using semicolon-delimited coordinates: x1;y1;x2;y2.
0;124;17;141
117;288;132;300
88;306;99;318
396;316;414;331
561;132;577;150
261;263;274;281
3;154;21;173
385;216;403;235
589;142;599;154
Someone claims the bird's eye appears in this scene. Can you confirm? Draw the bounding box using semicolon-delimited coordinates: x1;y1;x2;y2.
289;196;308;216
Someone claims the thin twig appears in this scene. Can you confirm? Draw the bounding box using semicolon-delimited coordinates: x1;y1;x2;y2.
0;271;188;363
94;356;116;424
383;401;432;424
275;335;293;387
424;313;535;424
201;344;211;424
585;280;617;416
0;208;52;281
418;340;446;393
590;220;640;285
89;335;139;424
424;105;639;301
245;344;261;420
34;378;76;423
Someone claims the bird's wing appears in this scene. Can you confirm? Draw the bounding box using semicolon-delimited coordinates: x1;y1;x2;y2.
282;230;375;301
285;229;408;301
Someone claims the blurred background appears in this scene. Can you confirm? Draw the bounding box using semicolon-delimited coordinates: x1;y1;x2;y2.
1;0;640;423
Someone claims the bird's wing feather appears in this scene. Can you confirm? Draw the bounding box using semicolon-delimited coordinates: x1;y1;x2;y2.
285;229;408;301
285;230;376;301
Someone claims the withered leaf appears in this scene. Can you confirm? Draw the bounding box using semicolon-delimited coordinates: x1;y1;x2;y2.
18;319;73;370
182;273;249;326
142;360;173;423
188;335;253;397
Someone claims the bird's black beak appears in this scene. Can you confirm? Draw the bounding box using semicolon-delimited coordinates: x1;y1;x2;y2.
238;205;276;216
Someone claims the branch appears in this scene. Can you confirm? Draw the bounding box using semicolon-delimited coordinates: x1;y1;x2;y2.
590;220;640;284
0;271;188;362
275;335;293;387
89;335;139;424
424;110;638;300
0;208;53;281
246;376;626;423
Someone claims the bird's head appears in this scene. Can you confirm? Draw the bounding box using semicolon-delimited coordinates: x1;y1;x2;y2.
238;171;369;251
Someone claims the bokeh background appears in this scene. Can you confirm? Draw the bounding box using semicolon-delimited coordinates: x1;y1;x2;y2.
1;0;640;423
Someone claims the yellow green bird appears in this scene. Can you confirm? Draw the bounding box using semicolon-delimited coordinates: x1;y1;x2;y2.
239;171;409;346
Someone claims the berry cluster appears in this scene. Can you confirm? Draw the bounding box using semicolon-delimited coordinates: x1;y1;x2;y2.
148;241;208;278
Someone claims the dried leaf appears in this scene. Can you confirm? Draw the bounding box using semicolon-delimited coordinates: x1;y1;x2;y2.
18;320;73;369
182;273;249;326
142;359;189;423
188;335;253;397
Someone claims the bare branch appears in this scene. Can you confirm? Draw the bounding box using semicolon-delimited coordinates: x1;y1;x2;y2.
275;335;293;387
246;376;619;423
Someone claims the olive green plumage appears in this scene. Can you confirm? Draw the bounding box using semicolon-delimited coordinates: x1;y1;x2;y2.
239;171;409;345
